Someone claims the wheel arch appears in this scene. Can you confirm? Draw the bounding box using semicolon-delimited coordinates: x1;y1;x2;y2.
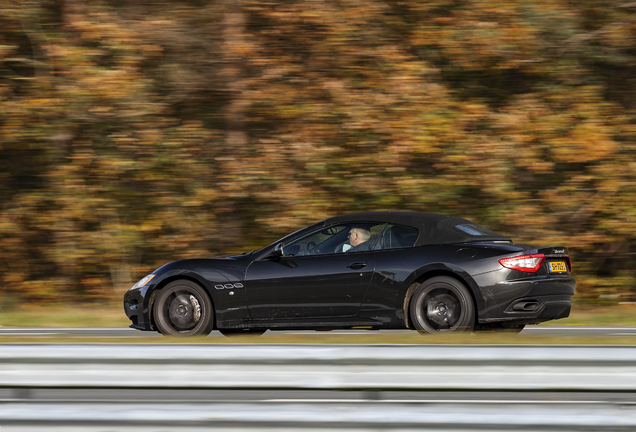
402;266;481;329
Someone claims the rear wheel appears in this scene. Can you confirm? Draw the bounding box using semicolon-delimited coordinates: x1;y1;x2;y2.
153;280;214;337
409;276;475;334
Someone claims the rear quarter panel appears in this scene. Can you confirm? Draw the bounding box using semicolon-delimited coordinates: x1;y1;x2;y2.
363;243;548;325
364;246;488;321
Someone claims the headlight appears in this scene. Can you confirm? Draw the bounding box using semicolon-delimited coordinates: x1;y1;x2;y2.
131;274;155;290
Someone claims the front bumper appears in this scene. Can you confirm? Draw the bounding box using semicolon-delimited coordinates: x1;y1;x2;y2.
123;285;155;331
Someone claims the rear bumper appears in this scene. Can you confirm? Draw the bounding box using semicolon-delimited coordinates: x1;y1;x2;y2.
475;275;576;325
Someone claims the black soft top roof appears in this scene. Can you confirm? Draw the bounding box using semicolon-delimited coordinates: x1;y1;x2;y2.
325;211;448;227
324;211;510;246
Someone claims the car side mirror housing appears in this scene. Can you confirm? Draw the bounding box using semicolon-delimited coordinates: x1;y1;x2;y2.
270;243;284;259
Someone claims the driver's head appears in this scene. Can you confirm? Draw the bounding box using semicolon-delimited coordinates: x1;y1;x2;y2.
348;227;370;247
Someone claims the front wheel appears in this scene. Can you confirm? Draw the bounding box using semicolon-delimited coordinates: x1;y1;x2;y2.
409;276;475;334
153;280;215;337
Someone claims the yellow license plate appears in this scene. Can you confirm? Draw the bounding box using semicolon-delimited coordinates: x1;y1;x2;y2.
549;261;567;273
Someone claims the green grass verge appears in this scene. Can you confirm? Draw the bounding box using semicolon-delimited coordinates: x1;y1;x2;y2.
540;303;636;327
0;304;129;327
0;332;633;345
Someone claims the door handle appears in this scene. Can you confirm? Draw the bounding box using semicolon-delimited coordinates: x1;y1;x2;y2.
347;262;367;270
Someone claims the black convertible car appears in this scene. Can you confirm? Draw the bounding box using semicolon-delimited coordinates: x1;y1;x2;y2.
124;212;575;336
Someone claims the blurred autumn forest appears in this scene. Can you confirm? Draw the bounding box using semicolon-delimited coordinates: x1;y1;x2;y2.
1;0;636;307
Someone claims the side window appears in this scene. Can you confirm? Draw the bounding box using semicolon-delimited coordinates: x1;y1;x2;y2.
283;225;348;256
374;224;419;250
283;223;386;256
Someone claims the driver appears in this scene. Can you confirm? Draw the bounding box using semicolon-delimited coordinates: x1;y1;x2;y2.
347;227;371;251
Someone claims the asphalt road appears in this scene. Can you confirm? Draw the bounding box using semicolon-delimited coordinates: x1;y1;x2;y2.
0;326;634;337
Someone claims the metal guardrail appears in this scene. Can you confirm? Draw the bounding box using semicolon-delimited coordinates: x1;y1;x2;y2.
1;344;636;431
2;401;636;432
1;343;636;391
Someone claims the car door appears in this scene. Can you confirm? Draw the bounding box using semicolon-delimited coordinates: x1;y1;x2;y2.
244;223;379;320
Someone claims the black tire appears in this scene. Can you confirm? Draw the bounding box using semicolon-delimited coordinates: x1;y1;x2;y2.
219;329;266;337
409;276;475;334
153;280;215;337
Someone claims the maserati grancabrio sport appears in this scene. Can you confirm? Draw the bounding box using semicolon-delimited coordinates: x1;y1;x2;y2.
124;212;575;336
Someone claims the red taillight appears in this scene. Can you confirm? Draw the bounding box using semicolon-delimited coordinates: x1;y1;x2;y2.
499;254;546;273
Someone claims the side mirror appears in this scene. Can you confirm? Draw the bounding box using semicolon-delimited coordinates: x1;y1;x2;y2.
270;242;284;258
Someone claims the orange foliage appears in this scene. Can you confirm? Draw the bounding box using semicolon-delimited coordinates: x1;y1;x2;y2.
0;0;635;304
